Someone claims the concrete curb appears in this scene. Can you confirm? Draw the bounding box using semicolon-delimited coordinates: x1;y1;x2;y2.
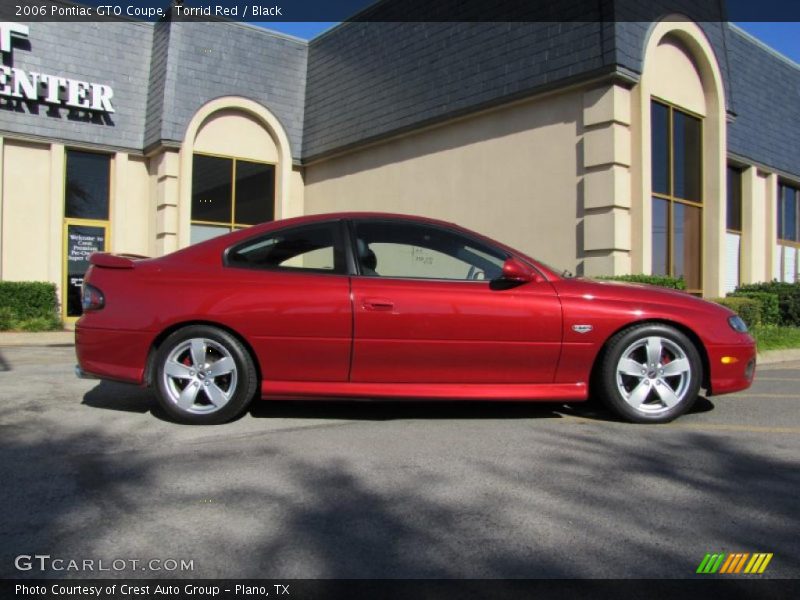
757;348;800;365
2;331;800;365
0;331;74;347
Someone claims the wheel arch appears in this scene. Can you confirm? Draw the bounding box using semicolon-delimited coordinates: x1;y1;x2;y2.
589;319;711;392
144;320;262;387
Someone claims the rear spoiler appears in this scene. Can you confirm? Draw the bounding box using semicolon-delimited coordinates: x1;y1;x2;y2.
89;253;148;269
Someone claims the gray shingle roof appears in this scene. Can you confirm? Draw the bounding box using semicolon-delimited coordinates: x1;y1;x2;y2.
303;21;614;161
1;0;798;180
725;25;800;178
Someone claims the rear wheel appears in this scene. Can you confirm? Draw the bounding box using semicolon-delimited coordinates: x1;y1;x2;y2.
598;324;702;423
154;325;258;424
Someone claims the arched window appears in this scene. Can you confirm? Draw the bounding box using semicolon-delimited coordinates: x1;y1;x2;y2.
189;109;279;243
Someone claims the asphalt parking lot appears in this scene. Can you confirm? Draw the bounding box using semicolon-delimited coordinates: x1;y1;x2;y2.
0;344;798;579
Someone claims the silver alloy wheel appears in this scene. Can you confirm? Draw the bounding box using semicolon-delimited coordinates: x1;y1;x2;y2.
161;337;238;414
615;336;692;415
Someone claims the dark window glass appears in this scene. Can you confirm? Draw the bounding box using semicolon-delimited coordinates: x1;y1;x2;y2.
727;166;742;232
650;101;703;291
673;203;702;291
192;155;233;223
227;223;343;274
651;102;670;196
651;198;669;277
234;160;275;225
782;185;798;243
65;151;110;220
673;111;702;202
354;221;507;280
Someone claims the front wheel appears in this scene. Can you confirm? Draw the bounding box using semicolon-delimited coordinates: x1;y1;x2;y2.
597;324;702;423
154;325;258;424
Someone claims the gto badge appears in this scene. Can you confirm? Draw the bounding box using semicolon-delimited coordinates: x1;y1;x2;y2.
572;324;593;334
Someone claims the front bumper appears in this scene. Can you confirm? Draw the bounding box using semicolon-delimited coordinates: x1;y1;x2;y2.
706;341;757;396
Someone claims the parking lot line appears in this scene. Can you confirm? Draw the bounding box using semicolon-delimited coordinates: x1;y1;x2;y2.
664;422;800;434
729;393;800;399
556;414;800;434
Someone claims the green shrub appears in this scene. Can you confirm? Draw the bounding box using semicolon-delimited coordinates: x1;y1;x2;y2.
711;296;762;328
0;307;15;331
751;324;800;351
16;316;62;332
596;274;686;290
733;281;800;327
0;281;59;321
728;290;780;325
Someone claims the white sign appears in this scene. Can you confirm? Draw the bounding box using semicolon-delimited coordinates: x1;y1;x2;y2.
0;22;115;113
0;22;27;52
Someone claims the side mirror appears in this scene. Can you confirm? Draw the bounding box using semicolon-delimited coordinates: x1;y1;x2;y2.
501;257;537;283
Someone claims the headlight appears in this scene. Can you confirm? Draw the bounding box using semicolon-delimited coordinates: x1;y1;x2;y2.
728;315;748;333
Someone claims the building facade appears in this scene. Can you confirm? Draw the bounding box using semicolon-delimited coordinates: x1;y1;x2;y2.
0;1;799;322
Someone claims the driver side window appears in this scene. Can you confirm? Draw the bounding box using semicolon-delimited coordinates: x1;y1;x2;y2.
353;221;506;280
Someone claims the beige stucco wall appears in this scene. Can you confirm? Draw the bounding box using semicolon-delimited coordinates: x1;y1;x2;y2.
111;153;150;256
649;38;707;116
1;140;59;285
581;84;633;276
288;167;304;218
740;167;771;283
304;90;585;274
194;110;280;164
150;149;180;256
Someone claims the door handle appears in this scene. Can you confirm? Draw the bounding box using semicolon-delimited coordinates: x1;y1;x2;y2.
363;298;394;311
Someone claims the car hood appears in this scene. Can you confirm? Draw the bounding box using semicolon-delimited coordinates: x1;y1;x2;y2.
552;277;733;315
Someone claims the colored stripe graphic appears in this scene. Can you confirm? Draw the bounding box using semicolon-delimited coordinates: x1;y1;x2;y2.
697;552;773;574
720;553;749;573
744;553;773;574
697;553;726;574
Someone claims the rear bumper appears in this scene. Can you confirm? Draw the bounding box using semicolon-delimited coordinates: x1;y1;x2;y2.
74;365;98;380
706;341;757;396
75;325;153;385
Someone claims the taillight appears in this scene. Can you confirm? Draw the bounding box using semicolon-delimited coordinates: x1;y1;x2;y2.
81;283;105;311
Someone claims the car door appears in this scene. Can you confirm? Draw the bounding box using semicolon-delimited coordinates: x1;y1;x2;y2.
348;219;563;384
220;219;353;382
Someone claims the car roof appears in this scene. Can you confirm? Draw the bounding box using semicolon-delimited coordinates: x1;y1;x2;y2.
160;213;459;262
259;212;459;229
157;212;560;280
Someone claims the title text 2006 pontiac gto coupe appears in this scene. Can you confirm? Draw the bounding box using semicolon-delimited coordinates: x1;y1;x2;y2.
75;213;755;424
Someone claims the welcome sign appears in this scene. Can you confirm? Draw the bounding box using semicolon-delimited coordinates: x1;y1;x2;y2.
0;22;115;113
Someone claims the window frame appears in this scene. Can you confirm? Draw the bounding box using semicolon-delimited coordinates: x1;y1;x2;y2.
62;147;113;323
348;218;512;283
650;97;704;295
726;165;743;234
778;181;800;247
223;219;349;276
190;151;276;238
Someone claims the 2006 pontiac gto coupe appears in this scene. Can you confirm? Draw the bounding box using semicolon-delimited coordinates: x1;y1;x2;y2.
75;213;755;424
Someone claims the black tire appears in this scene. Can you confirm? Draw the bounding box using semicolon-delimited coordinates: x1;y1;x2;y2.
597;323;702;424
153;325;258;424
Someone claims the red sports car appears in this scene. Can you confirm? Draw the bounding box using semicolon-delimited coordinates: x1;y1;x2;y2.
75;213;756;424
